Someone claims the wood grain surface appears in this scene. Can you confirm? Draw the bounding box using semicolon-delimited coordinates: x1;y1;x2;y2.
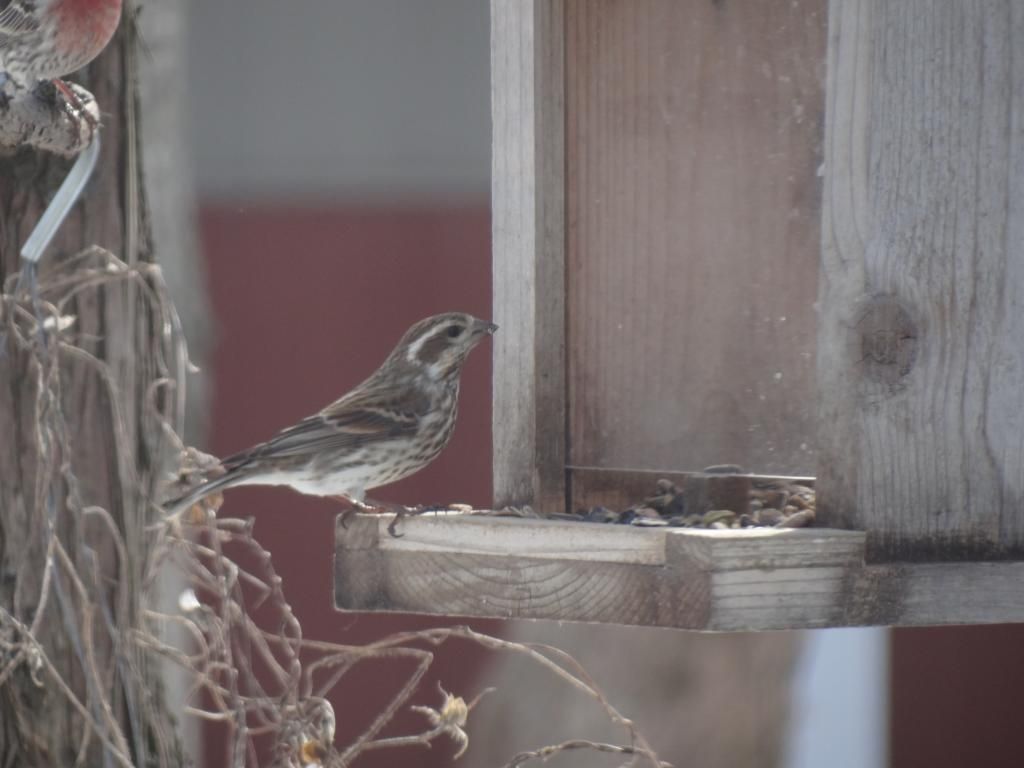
335;513;1024;629
816;0;1024;559
491;0;567;511
565;0;827;479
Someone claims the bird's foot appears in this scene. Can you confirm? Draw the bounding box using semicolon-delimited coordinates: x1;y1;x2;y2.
333;497;446;538
47;79;99;130
333;496;375;529
358;497;417;538
386;507;408;538
387;503;465;536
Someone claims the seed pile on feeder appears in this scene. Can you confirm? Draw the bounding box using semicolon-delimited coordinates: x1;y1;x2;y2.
577;472;816;530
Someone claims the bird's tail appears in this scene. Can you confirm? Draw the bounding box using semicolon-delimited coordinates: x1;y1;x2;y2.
163;471;242;517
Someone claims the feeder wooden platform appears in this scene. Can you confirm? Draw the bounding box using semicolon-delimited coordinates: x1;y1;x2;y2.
335;1;1024;631
334;513;1024;631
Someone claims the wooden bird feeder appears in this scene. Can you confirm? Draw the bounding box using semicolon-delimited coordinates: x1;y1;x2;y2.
336;0;1024;630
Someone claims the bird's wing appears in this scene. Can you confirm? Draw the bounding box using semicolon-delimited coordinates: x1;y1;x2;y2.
0;1;40;36
222;383;429;469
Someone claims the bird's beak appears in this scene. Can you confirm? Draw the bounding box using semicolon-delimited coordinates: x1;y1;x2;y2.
476;320;498;335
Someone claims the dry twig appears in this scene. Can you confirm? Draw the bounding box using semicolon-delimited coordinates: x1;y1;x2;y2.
502;739;674;768
0;245;665;767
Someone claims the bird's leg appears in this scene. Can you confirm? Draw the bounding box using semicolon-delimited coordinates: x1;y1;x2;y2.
332;497;448;537
379;504;432;538
50;78;99;129
332;495;375;529
380;502;462;536
385;505;409;539
343;496;431;538
410;504;452;515
351;496;411;538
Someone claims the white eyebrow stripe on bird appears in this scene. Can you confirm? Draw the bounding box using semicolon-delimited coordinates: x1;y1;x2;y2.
404;329;433;363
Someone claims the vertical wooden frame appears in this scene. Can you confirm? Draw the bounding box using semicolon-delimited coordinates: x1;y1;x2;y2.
817;0;1024;559
340;0;1024;630
491;0;1024;564
491;0;567;511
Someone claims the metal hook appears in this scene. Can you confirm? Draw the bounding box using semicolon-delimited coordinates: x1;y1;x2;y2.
1;131;101;359
21;130;102;264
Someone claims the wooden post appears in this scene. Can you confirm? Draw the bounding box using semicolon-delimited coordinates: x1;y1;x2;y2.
0;6;188;764
817;0;1024;559
491;0;567;511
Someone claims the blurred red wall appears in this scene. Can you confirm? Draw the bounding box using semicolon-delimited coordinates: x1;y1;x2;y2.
197;205;1024;768
198;205;502;767
891;624;1024;767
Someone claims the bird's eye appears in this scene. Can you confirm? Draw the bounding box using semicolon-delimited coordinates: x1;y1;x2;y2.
446;325;463;338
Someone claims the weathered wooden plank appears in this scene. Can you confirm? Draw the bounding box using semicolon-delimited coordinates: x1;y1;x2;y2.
875;563;1024;626
335;513;1024;630
372;513;668;564
565;0;826;480
336;514;862;630
490;0;567;511
816;0;1024;559
336;514;696;626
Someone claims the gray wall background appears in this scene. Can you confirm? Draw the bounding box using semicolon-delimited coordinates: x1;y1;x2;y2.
186;0;490;202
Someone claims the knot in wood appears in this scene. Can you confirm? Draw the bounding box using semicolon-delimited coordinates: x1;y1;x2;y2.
855;296;917;385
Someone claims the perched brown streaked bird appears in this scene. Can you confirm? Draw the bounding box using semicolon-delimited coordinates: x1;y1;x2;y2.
165;312;496;517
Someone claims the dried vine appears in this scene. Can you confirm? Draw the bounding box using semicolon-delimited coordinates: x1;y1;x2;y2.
0;247;665;767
